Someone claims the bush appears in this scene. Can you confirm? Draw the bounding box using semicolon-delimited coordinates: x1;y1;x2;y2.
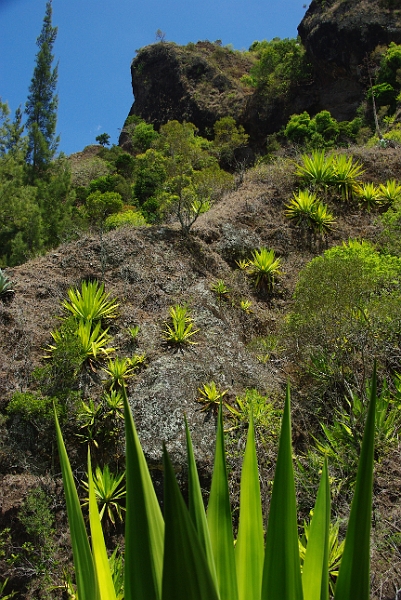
285;240;401;388
104;210;148;230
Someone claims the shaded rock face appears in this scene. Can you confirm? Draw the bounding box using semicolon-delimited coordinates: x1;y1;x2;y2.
298;0;401;120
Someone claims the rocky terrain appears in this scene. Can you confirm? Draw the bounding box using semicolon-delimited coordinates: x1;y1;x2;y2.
120;0;401;152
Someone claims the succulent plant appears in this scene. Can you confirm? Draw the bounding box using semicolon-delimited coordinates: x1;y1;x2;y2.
0;269;14;299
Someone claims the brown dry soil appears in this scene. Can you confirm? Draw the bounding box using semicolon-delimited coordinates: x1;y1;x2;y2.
1;147;401;597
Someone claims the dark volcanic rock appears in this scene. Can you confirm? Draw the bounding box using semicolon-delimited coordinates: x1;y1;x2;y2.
298;0;401;120
119;41;254;146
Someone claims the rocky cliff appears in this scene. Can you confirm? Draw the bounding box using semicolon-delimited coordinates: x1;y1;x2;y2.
298;0;401;120
120;0;401;150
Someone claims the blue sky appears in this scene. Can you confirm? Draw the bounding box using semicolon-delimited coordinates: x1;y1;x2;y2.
0;0;308;156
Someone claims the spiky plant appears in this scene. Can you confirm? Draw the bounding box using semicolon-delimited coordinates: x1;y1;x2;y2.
294;150;335;190
62;280;119;323
331;154;365;201
378;179;401;205
82;465;126;526
355;182;382;211
163;303;199;346
246;247;282;293
0;269;14;299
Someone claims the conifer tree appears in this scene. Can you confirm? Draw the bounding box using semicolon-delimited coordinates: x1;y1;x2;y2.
25;0;59;177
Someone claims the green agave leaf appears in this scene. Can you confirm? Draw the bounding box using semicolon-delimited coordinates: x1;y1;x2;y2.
54;407;99;600
334;365;377;600
302;458;330;600
207;404;239;600
185;418;219;591
123;386;164;600
235;412;264;600
87;451;117;600
262;384;303;600
162;446;220;600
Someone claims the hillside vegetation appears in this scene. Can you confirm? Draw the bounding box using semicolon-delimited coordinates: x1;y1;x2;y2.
2;2;401;597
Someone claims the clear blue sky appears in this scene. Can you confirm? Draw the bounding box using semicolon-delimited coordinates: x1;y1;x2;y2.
0;0;308;156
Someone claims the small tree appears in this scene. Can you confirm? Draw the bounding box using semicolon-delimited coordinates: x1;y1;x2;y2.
25;0;59;178
96;133;110;147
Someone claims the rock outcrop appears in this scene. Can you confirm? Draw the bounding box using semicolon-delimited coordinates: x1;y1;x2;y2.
298;0;401;120
120;1;401;150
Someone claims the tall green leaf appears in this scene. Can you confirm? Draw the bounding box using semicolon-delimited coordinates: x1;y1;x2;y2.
185;418;219;592
162;446;220;600
54;408;99;600
302;458;330;600
235;412;264;600
207;404;239;600
87;451;117;600
123;386;164;600
334;365;377;600
261;384;303;600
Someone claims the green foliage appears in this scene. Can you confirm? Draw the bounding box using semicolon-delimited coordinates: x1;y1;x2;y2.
88;173;131;203
55;376;377;600
245;37;312;96
227;388;282;432
286;240;401;387
354;182;382;211
378;197;401;256
126;118;159;155
197;381;229;412
104;357;137;390
104;209;147;230
213;117;249;168
6;391;57;427
85;191;123;226
163;303;199;345
96;133;110;147
62;280;119;323
285;189;335;244
330;154;365;201
294;149;335;189
25;1;59;177
0;269;13;298
378;179;401;205
284;111;362;148
82;465;126;526
210;279;230;303
372;43;401;114
243;247;282;293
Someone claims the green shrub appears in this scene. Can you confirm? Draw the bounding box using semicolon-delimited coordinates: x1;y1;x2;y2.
105;210;148;230
6;392;57;426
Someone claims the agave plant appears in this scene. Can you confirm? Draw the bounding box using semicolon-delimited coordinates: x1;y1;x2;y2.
55;368;377;600
62;280;119;323
331;154;365;201
0;269;14;299
210;279;230;304
355;182;382;211
82;465;126;526
285;190;335;239
76;321;116;362
197;381;229;412
378;179;401;205
246;247;282;293
294;149;335;190
104;357;137;390
163;303;199;346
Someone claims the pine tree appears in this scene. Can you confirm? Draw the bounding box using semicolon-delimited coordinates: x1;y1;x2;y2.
25;0;59;177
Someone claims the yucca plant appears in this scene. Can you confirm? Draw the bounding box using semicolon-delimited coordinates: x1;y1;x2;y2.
163;303;199;346
210;279;230;304
0;269;14;299
104;357;137;390
82;465;126;526
285;190;335;241
55;365;377;600
197;381;229;412
331;154;365;201
355;182;382;211
378;179;401;205
48;320;115;364
246;247;282;293
294;149;335;190
62;280;119;323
